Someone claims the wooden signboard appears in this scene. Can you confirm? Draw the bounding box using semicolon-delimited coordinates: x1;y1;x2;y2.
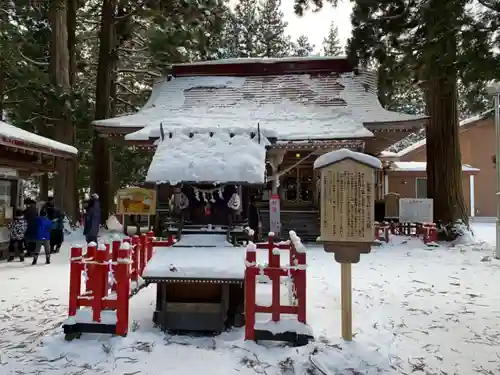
116;187;157;215
269;194;281;235
317;159;376;245
399;198;433;223
384;193;400;219
314;149;382;342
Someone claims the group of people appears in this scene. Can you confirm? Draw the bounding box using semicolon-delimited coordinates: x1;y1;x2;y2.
8;196;65;265
6;192;102;264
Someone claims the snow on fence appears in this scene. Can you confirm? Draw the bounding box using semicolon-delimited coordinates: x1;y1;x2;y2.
374;222;438;244
245;231;311;345
64;232;175;339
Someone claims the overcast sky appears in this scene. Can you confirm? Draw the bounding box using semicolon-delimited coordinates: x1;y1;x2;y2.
228;0;354;54
281;0;353;53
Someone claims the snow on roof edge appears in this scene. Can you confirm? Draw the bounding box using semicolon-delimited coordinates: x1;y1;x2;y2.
0;120;78;155
174;56;349;66
146;132;267;185
390;161;480;172
314;148;382;170
394;109;493;158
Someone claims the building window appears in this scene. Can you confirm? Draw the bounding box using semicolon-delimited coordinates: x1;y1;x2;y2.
0;180;12;207
415;177;427;198
282;166;314;204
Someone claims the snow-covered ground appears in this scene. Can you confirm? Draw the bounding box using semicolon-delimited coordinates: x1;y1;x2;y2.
0;223;499;374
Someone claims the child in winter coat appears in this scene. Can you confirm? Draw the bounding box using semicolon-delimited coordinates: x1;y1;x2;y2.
8;209;27;262
50;211;65;253
33;210;53;265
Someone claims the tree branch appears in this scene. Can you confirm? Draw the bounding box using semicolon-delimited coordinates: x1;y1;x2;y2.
119;46;149;53
117;81;140;96
17;46;50;67
476;0;500;12
117;68;161;77
114;0;149;20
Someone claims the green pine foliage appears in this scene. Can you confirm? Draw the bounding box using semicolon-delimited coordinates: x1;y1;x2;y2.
256;0;291;57
322;22;342;56
291;35;314;57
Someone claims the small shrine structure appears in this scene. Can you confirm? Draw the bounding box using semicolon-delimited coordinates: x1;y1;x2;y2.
93;57;427;239
0;120;78;257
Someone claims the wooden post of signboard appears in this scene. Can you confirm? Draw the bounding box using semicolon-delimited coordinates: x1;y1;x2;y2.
314;149;382;341
340;263;352;340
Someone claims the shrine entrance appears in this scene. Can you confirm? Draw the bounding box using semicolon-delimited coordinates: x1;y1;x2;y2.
158;184;243;227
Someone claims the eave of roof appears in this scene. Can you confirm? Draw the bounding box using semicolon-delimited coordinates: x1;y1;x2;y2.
171;56;356;77
0;121;78;157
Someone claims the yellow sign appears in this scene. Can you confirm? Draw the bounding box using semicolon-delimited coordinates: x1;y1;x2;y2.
318;159;376;243
116;187;156;215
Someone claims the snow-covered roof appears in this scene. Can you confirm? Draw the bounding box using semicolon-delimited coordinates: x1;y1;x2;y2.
96;70;425;142
143;239;246;280
394;110;493;158
174;56;348;66
390;162;479;172
314;148;382;170
145;131;267;184
0;120;78;156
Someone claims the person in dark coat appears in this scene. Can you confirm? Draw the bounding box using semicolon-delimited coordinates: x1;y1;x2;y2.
8;209;27;262
42;197;65;253
248;196;260;242
23;198;38;256
83;193;101;244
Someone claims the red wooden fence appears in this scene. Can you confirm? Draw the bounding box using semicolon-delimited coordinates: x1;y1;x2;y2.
244;232;307;341
374;222;438;244
66;232;175;337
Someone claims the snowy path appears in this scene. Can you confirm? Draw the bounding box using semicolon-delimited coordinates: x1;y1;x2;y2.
0;225;499;374
0;249;69;363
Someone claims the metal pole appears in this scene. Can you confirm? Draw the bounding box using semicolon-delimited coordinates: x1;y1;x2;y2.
495;94;500;258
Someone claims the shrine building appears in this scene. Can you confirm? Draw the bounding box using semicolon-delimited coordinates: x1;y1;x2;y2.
0;120;78;258
93;57;427;240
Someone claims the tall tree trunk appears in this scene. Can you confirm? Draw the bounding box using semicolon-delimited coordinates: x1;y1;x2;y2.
66;0;79;220
49;0;78;220
92;0;117;224
0;1;7;122
423;0;468;231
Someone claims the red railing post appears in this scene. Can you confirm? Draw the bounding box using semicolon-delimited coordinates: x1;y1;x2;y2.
131;235;139;282
92;244;107;322
289;231;307;324
115;242;131;336
429;223;438;242
68;245;83;317
294;246;307;324
102;243;111;297
423;223;437;244
244;242;257;341
111;239;121;293
383;225;390;243
85;242;97;293
140;233;147;276
147;231;154;261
